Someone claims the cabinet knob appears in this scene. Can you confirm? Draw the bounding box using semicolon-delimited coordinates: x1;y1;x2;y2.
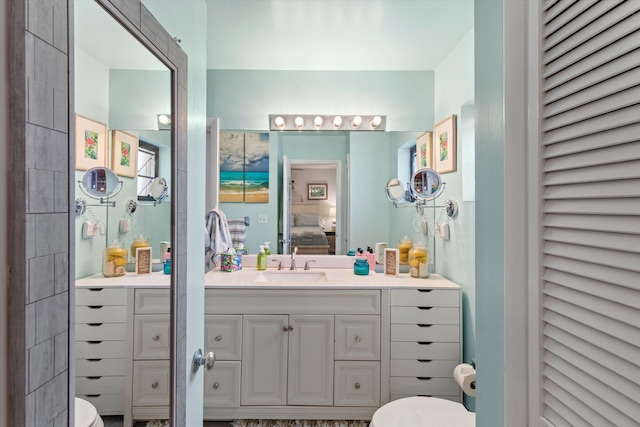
354;382;361;390
212;382;220;390
215;335;222;342
151;381;159;389
355;336;362;342
152;335;160;342
283;326;288;332
288;325;294;331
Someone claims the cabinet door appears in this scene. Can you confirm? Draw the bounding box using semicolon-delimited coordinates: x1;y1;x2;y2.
241;315;288;405
287;315;334;406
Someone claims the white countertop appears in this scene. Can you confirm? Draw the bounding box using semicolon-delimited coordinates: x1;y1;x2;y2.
76;267;459;290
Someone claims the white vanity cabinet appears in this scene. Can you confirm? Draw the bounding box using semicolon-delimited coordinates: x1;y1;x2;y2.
389;288;462;402
75;287;128;415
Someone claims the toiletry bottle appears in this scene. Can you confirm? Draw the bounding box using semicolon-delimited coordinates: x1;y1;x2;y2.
263;242;271;255
163;257;171;275
163;247;172;262
257;246;267;271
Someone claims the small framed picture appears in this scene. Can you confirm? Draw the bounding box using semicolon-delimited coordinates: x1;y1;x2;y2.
434;115;457;174
135;247;152;275
416;131;433;169
75;115;108;170
384;248;400;277
111;130;138;178
307;183;327;200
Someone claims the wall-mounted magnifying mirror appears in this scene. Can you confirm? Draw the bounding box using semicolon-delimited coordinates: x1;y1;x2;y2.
410;167;444;201
385;178;406;205
80;167;121;198
150;177;168;202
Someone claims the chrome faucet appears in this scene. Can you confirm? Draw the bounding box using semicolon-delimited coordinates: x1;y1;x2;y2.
290;246;298;270
272;259;283;270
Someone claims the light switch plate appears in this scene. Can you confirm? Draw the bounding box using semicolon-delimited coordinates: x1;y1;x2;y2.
258;214;268;224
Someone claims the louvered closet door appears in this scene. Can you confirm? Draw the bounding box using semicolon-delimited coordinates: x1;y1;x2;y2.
540;1;640;426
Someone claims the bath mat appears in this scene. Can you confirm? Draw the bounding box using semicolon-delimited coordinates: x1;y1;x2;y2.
231;421;368;427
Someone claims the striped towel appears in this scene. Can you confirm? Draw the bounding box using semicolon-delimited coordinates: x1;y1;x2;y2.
227;218;246;249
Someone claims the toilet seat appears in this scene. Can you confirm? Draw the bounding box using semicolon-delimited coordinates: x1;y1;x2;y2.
371;397;475;427
75;398;104;427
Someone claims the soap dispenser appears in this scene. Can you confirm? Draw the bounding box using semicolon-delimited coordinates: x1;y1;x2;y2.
257;246;267;271
263;242;271;255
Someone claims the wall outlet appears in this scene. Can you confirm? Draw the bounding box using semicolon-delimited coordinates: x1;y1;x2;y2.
258;214;268;224
82;221;97;239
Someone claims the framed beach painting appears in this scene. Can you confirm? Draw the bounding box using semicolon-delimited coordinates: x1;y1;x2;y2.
416;131;433;169
308;183;328;200
75;115;107;170
434;115;457;174
111;130;138;178
219;132;269;203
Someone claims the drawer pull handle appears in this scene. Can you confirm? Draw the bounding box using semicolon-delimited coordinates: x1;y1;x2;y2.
152;335;160;342
355;336;362;342
417;342;433;345
418;307;433;310
417;377;433;381
417;324;433;328
288;325;294;331
213;382;220;390
354;382;361;390
87;359;102;362
88;288;104;292
215;335;222;342
417;289;433;293
87;323;103;327
87;376;102;380
86;394;100;398
87;341;103;344
151;381;159;389
88;306;104;309
417;359;433;363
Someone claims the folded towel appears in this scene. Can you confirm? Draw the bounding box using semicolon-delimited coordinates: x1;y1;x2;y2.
227;218;246;248
205;209;232;272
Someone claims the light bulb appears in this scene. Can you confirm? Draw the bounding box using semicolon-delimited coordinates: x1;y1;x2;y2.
370;116;382;128
157;114;171;125
294;116;305;128
274;116;285;128
333;116;343;128
351;115;363;128
314;116;323;128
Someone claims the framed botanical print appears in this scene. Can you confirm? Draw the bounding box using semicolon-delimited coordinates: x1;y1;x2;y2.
75;115;107;170
111;130;138;178
434;115;457;174
416;131;433;169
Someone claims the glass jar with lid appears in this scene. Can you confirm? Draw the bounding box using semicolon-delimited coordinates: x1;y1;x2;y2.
353;258;370;275
103;240;128;277
130;234;150;261
409;240;429;270
397;235;413;265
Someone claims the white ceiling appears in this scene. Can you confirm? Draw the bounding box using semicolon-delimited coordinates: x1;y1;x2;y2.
205;0;475;71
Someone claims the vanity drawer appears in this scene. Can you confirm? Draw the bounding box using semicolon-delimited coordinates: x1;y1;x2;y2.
77;393;124;415
390;289;459;307
391;342;460;360
204;315;242;360
76;358;126;376
76;341;126;359
76;305;126;323
76;323;126;341
135;288;170;314
335;315;380;360
76;376;126;395
390;324;459;342
132;360;170;407
134;315;170;359
390;377;460;396
390;307;459;325
203;361;241;407
390;359;459;378
334;361;380;407
76;287;126;306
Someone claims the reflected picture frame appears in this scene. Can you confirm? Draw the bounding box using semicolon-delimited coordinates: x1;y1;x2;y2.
434;115;457;174
135;247;152;275
75;115;108;170
416;131;433;169
111;130;138;178
307;183;328;200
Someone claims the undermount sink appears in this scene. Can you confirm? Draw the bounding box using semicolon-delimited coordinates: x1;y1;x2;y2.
254;271;328;283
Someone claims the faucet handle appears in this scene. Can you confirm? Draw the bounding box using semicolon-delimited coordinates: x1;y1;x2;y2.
304;260;316;270
272;259;283;270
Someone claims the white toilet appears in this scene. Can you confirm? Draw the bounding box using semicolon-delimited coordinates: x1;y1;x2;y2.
371;396;475;427
75;398;104;427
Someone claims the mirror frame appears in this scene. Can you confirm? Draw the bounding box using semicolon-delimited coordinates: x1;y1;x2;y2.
80;167;121;198
410;167;445;201
83;0;189;423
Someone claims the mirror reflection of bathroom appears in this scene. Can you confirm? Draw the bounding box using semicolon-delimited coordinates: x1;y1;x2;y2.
73;0;172;424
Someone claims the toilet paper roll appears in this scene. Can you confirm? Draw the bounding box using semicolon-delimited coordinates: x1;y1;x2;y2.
454;363;476;396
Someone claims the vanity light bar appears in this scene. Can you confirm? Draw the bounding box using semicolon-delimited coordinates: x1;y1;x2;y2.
269;114;386;131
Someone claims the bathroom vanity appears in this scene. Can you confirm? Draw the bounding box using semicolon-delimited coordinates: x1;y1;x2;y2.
75;264;461;425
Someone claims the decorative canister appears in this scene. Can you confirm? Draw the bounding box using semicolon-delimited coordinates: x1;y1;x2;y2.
130;234;150;261
397;235;413;265
408;241;429;268
102;240;128;277
354;258;370;275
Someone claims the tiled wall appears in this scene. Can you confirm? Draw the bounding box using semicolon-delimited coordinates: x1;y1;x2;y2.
9;0;188;425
